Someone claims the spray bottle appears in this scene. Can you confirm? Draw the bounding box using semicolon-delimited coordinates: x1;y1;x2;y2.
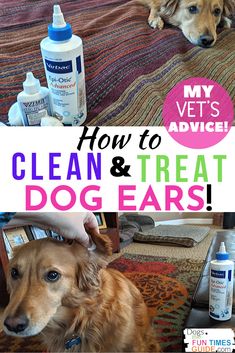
209;242;234;321
40;5;86;125
17;72;51;126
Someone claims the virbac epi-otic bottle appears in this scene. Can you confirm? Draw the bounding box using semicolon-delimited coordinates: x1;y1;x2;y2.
209;242;234;321
40;5;87;126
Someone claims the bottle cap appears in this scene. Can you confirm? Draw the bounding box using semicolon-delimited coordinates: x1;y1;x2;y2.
48;5;72;41
23;72;41;95
216;242;229;260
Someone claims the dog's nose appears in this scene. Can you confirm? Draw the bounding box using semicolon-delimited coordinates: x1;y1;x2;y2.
198;35;214;48
4;315;29;333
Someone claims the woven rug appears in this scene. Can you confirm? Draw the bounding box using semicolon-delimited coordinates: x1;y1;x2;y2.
0;253;203;352
109;254;203;352
0;0;234;125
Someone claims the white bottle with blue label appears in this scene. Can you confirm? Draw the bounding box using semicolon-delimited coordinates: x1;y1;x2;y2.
40;5;86;125
209;242;234;321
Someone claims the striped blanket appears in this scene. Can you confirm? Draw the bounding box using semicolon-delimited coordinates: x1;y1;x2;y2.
0;0;234;125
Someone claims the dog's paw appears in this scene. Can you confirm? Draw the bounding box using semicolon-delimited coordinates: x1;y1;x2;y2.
148;16;164;30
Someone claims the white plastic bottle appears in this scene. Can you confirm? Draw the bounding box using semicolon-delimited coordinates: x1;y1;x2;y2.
209;242;234;321
17;72;51;126
40;4;86;126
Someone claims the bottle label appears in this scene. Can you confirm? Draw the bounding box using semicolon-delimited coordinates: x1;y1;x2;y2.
45;59;72;74
19;96;51;126
43;54;86;125
209;268;233;321
211;269;226;278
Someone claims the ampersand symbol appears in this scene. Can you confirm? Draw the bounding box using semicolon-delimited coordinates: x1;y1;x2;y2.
110;157;131;177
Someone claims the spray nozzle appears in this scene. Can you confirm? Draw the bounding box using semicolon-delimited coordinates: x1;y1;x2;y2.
48;4;72;41
219;242;226;253
52;5;66;28
23;72;40;95
216;242;229;260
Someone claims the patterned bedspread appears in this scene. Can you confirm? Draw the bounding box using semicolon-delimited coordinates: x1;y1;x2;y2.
0;0;234;125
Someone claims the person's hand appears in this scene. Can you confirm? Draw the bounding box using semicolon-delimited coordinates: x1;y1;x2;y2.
7;212;99;247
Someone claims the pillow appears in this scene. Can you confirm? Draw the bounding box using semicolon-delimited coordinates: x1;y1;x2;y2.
133;225;211;247
123;214;155;231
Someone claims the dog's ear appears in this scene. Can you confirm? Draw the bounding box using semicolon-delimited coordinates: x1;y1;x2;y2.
76;254;102;291
89;230;113;256
6;247;24;294
223;0;235;16
75;231;112;290
62;249;105;307
160;0;180;16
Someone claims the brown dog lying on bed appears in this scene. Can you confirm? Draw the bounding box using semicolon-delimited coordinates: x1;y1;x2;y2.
2;233;160;352
140;0;235;47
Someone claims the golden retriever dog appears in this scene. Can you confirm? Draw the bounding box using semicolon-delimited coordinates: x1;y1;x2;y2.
140;0;235;47
2;233;160;352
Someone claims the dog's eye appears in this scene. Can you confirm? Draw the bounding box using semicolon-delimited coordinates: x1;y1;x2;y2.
188;6;199;14
45;271;61;282
213;8;221;16
11;268;20;280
